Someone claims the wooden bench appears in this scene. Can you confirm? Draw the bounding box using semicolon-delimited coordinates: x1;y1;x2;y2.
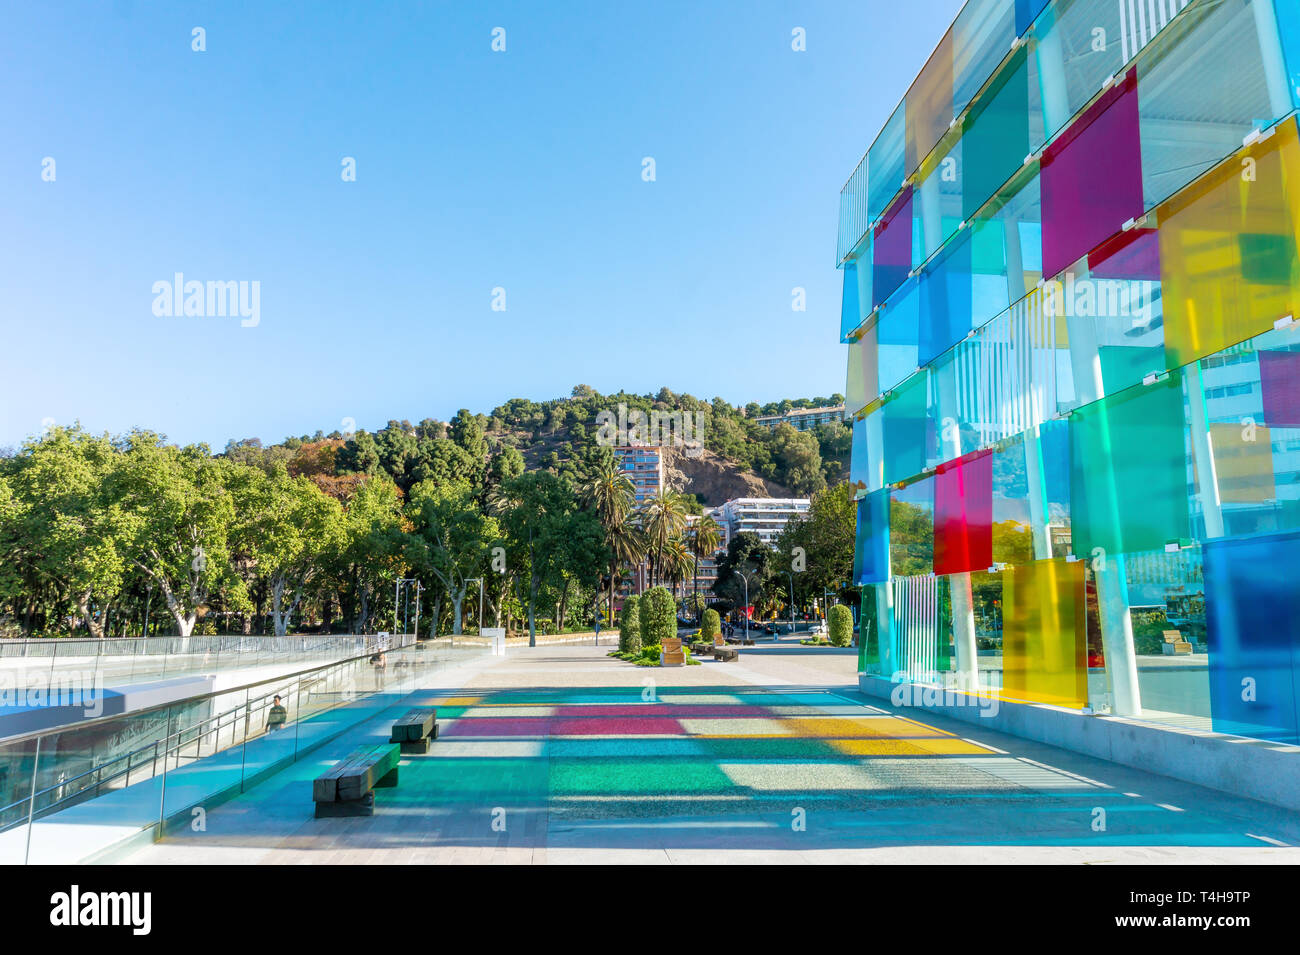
390;707;438;754
714;647;738;662
1161;630;1193;655
313;743;400;817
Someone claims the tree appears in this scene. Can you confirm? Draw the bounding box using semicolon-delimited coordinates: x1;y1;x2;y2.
700;608;721;641
776;482;857;608
640;492;688;586
619;593;642;653
580;455;636;625
497;471;579;646
333;476;406;634
112;434;245;636
688;514;722;621
407;481;499;634
769;423;826;495
711;531;774;616
243;468;344;636
638;586;676;648
829;603;853;647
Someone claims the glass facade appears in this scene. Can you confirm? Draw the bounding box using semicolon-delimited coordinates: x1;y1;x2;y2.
840;0;1300;744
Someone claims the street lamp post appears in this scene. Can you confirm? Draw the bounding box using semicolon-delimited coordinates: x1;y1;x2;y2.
739;570;758;643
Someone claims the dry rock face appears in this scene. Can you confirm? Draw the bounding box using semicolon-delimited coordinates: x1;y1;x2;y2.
661;444;791;507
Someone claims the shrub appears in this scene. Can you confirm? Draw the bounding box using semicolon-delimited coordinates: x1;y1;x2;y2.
619;595;642;654
639;587;677;647
828;604;853;647
700;608;721;641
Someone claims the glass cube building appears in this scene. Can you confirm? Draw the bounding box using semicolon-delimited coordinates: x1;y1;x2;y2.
840;0;1300;744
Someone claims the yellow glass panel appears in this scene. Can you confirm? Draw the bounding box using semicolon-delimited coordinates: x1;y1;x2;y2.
1210;422;1276;504
1160;119;1300;368
845;325;879;415
1001;558;1088;709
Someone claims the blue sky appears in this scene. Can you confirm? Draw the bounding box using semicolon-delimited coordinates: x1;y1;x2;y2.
0;0;964;449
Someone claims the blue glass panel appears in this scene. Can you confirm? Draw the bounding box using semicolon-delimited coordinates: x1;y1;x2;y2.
877;276;922;394
1015;0;1048;35
1203;528;1300;743
1273;0;1300;108
850;416;871;493
919;228;973;366
840;261;861;342
854;489;892;585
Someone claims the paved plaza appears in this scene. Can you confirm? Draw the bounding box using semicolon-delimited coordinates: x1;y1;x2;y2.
125;645;1300;864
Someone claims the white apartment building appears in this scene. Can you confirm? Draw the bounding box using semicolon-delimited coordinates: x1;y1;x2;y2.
712;497;811;548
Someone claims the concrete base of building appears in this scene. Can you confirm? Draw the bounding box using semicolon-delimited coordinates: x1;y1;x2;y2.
858;673;1300;813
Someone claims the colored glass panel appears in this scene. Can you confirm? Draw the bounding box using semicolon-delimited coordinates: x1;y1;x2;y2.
1159;118;1300;368
1210;422;1276;504
845;327;878;415
1138;0;1280;212
873;188;915;308
850;416;871;492
882;371;931;485
906;27;954;174
1015;0;1048;35
1280;0;1300;108
868;104;907;222
1041;70;1144;280
890;476;935;577
854;489;891;585
915;137;964;259
992;434;1037;565
1069;373;1191;558
919;227;974;366
1259;348;1300;427
840;261;861;342
877;276;922;394
1033;0;1130;137
1001;558;1088;708
954;0;1018;116
934;448;993;574
961;44;1030;221
1203;528;1300;743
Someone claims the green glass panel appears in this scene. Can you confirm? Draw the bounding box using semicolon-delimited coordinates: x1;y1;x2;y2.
961;44;1030;221
1069;373;1191;559
882;371;931;485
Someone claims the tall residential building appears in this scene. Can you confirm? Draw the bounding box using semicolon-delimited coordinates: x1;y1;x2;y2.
753;405;846;432
713;498;810;548
841;0;1300;746
614;446;663;503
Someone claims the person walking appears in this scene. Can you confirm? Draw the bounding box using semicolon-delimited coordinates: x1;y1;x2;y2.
266;695;288;732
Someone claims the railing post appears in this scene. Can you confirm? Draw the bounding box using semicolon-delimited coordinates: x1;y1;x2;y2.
23;737;41;865
293;676;302;759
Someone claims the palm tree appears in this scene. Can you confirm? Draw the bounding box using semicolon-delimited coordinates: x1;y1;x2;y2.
662;536;693;608
689;514;722;623
640;492;688;586
580;459;635;625
609;515;646;618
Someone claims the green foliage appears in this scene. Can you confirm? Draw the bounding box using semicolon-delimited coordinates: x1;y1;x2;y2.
828;604;853;647
700;608;721;640
619;593;642;654
638;586;676;647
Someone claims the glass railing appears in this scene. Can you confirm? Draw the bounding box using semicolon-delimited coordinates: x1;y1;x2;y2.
0;636;487;864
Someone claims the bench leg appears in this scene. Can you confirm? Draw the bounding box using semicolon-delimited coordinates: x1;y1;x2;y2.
399;738;429;755
375;766;400;788
315;792;375;818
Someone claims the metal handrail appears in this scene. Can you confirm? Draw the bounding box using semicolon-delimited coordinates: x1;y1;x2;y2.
0;632;415;749
0;636;430;827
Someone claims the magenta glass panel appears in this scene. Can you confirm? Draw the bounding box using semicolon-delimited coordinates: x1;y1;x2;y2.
933;448;993;576
1260;350;1300;428
1087;227;1160;281
1041;70;1144;280
873;188;915;308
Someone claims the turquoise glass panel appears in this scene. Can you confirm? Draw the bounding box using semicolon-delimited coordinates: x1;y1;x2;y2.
854;489;892;585
840;261;861;342
882;370;932;485
962;43;1030;221
877;276;922;394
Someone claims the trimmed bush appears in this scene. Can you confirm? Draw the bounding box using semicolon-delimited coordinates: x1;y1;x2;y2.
700;608;721;641
639;587;677;647
828;604;853;647
619;595;642;654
